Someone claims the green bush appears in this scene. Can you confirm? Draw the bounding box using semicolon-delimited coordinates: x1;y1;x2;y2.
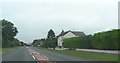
63;36;93;49
63;29;119;50
34;38;57;48
92;29;119;50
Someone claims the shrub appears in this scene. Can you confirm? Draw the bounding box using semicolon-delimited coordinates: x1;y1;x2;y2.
63;36;93;49
92;29;119;50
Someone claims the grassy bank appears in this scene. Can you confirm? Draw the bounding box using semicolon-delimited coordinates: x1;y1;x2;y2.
38;47;119;61
2;47;19;55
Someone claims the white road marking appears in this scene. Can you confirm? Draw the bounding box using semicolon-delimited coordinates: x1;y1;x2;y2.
37;59;48;60
27;48;36;60
32;55;36;59
27;48;49;61
33;52;40;54
43;55;49;60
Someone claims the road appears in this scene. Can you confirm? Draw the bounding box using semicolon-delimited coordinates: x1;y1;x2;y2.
2;46;110;63
29;47;96;61
2;47;36;61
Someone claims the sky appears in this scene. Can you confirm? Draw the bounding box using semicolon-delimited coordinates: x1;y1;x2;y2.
0;0;119;43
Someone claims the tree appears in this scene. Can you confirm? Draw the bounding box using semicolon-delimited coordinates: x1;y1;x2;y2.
47;29;55;39
1;19;18;47
20;42;24;46
32;39;41;46
10;38;21;47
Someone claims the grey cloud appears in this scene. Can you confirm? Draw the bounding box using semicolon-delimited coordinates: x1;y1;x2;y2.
1;1;118;43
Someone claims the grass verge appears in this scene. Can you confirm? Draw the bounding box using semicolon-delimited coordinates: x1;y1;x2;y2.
38;47;119;61
0;48;2;55
2;47;19;55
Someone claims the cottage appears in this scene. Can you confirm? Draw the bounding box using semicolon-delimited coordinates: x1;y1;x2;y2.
57;30;86;48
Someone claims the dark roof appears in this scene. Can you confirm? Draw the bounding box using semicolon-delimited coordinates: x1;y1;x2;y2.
58;30;86;37
71;31;86;37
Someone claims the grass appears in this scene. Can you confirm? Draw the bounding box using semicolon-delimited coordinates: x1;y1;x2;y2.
0;48;2;55
2;47;19;55
38;47;119;61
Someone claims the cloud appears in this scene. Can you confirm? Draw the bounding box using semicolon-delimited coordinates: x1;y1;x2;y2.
1;0;118;43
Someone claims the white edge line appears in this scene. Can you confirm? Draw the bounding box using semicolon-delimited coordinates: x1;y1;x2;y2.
27;48;49;60
43;55;49;60
27;49;36;60
32;55;36;59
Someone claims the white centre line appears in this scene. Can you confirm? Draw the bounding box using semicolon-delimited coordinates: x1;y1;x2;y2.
43;55;49;60
27;48;36;60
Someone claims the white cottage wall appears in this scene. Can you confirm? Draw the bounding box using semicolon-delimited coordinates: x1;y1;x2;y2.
63;32;76;38
57;32;76;47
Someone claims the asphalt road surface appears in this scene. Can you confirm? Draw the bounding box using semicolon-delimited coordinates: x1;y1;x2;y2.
2;47;36;61
2;46;100;63
30;47;96;61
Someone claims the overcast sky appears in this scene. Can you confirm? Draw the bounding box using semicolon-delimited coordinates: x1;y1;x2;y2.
0;0;119;43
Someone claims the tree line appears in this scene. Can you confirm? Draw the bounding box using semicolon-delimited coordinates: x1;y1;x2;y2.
32;29;57;48
1;19;23;48
32;28;119;50
3;19;118;50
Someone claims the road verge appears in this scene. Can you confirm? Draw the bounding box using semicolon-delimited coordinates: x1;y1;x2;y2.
37;47;119;61
2;47;20;55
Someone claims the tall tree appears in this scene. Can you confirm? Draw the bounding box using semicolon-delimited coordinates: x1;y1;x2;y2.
47;29;55;39
1;19;18;47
